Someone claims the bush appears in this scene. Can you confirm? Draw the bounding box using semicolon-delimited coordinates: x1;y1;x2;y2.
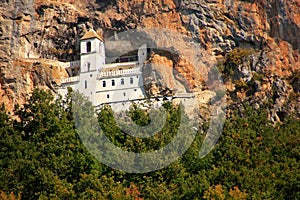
252;72;264;82
234;79;248;90
221;48;255;79
225;48;255;67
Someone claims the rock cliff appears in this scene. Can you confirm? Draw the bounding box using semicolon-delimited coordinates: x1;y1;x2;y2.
0;0;299;121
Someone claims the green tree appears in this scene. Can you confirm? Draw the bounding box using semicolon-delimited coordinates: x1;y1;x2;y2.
1;88;299;199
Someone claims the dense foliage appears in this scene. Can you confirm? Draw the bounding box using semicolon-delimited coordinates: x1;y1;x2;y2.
0;89;299;199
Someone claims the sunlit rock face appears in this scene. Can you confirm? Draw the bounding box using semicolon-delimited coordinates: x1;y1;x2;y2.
0;0;299;121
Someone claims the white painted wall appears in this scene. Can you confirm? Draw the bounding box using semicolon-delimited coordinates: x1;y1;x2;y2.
95;73;145;104
96;87;145;104
75;71;97;105
96;74;142;91
57;82;77;99
138;44;147;66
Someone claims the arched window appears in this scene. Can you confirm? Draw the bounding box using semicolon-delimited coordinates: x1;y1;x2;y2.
112;80;115;86
130;77;133;84
102;81;106;87
86;41;91;53
121;78;124;85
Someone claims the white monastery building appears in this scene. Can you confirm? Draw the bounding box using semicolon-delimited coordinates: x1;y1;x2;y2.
58;29;148;110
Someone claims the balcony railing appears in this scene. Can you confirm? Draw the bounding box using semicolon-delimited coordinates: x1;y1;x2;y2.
61;76;80;84
60;60;80;69
104;61;139;68
97;68;142;79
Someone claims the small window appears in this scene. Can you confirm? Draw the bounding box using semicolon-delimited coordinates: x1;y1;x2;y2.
107;94;110;98
85;80;87;89
86;41;91;53
87;62;91;71
136;75;139;78
121;78;124;85
112;80;115;86
130;77;133;84
102;81;106;87
123;92;126;97
90;74;92;77
134;89;137;91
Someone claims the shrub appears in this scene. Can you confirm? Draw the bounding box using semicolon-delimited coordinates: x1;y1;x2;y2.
225;48;255;67
235;79;248;90
221;47;255;79
252;72;264;82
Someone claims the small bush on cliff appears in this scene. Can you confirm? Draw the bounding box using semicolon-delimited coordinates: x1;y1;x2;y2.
235;79;248;90
225;48;255;67
221;47;255;79
252;72;264;82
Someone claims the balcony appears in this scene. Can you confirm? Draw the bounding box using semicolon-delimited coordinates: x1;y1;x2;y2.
61;76;80;84
97;68;141;79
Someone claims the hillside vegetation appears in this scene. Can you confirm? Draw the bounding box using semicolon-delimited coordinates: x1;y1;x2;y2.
0;89;299;199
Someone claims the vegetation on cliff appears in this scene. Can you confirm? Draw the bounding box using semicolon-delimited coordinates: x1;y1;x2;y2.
0;89;299;199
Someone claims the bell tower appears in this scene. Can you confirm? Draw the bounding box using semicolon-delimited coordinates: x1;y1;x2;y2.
76;29;105;105
80;29;105;72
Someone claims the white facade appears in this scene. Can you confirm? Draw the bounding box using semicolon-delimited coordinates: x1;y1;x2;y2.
58;29;147;110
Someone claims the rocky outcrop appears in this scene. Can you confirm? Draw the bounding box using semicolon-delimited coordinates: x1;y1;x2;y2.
222;48;300;122
0;59;68;111
0;0;299;121
143;52;202;97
